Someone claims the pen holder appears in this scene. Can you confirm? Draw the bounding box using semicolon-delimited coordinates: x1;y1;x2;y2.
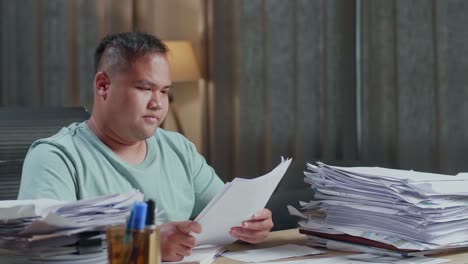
106;225;133;264
128;228;161;264
146;226;161;264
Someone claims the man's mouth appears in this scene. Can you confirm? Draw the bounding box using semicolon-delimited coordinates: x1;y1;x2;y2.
143;115;159;123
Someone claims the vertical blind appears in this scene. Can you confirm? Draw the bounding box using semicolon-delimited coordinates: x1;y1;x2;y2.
0;0;157;109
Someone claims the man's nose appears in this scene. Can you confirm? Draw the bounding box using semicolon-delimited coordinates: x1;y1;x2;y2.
148;92;163;110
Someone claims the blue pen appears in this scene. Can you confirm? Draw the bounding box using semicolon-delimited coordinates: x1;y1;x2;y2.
120;203;137;264
130;202;148;264
125;203;137;245
132;202;148;231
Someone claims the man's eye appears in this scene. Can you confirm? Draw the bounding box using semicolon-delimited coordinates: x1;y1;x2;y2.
137;87;151;91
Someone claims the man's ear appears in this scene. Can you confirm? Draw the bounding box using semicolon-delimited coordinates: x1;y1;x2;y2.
94;72;110;99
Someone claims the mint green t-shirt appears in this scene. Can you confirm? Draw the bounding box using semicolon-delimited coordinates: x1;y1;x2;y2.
17;122;224;223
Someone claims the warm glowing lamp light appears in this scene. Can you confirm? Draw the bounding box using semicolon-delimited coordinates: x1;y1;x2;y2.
164;41;200;82
162;41;200;135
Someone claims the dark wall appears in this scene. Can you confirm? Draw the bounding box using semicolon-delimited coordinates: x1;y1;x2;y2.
0;0;145;110
209;0;357;230
361;0;468;175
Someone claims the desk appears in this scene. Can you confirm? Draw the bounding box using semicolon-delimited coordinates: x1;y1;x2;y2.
214;229;468;264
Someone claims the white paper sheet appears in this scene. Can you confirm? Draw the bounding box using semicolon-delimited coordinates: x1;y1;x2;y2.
221;244;323;262
194;158;292;246
0;199;65;220
257;253;449;264
163;246;225;264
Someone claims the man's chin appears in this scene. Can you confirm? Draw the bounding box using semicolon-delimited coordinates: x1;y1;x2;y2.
143;126;159;137
129;131;153;142
133;123;160;139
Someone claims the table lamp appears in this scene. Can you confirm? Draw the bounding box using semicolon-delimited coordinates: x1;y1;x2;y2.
163;41;200;135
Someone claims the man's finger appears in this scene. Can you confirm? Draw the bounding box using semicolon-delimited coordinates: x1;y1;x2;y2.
251;208;272;220
241;219;274;231
178;234;197;248
174;244;193;257
231;227;269;239
176;221;202;234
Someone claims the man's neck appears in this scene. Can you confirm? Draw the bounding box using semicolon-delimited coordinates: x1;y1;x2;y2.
87;117;147;165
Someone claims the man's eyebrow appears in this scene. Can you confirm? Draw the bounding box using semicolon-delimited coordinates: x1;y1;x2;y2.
134;80;155;86
135;80;172;89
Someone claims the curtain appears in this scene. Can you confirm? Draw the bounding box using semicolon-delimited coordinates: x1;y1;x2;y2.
0;0;155;109
360;0;468;174
208;0;468;229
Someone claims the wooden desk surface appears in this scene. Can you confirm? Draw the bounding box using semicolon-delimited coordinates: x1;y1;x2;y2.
214;229;468;264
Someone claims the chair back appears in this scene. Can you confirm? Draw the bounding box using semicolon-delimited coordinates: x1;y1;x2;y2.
0;107;90;200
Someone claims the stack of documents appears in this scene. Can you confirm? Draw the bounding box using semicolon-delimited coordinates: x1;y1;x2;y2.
0;190;143;263
291;162;468;256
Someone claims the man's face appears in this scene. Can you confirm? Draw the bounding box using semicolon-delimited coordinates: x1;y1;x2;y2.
104;53;171;142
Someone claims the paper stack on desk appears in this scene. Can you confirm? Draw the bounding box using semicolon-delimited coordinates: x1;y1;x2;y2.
291;162;468;256
0;190;143;263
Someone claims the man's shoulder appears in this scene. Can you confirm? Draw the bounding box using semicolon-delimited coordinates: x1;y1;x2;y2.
30;121;87;150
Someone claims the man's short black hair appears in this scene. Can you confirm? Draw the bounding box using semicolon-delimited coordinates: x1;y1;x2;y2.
94;32;168;73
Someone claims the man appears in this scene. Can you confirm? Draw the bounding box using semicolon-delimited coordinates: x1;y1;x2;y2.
18;32;273;261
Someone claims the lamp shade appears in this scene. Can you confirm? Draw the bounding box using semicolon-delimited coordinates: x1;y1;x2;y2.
164;41;200;82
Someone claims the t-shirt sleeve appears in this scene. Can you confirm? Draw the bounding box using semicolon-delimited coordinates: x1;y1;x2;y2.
17;143;78;201
185;141;225;217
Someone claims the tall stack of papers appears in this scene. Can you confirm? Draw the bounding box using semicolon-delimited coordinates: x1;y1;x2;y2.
291;162;468;256
0;190;143;263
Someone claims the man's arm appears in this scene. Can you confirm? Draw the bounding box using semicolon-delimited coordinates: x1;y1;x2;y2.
18;143;77;201
185;140;225;217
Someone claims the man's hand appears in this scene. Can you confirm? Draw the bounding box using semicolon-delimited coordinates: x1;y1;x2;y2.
159;221;202;261
229;208;273;243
